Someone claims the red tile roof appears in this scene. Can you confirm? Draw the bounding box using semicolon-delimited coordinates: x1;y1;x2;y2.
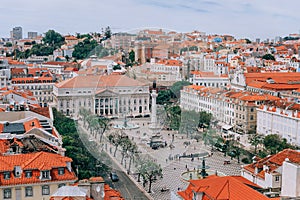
243;149;300;179
104;184;124;200
0;152;76;186
178;175;271;200
55;75;147;88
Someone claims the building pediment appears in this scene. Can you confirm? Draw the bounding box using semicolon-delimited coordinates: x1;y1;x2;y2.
95;89;118;97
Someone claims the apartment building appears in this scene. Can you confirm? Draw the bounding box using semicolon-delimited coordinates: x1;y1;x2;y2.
180;85;279;133
0;152;77;200
257;101;300;146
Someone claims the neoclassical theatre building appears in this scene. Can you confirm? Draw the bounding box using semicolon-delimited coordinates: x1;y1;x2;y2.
53;75;150;118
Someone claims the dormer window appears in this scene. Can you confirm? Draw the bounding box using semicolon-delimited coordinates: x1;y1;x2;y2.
58;168;65;175
41;170;50;180
3;172;10;180
14;166;22;178
25;171;32;178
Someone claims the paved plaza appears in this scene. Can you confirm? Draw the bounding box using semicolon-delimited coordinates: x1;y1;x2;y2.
79;117;243;200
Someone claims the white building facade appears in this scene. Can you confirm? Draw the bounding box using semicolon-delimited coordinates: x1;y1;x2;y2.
53;75;150;118
257;105;300;146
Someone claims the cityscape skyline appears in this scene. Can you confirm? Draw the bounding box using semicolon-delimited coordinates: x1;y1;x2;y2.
1;0;300;40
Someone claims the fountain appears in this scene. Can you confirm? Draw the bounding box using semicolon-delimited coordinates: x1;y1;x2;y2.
113;114;139;130
181;157;225;181
199;158;209;178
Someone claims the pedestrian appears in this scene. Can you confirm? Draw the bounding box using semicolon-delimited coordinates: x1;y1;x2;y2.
185;164;188;169
166;159;168;163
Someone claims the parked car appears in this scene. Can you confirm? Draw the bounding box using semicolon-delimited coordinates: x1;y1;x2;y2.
110;172;119;182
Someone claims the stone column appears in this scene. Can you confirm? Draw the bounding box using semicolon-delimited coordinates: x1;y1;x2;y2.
150;90;158;131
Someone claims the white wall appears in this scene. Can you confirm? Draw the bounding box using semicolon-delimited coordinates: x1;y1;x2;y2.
281;161;300;198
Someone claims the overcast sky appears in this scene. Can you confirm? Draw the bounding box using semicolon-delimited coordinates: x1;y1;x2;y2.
1;0;300;40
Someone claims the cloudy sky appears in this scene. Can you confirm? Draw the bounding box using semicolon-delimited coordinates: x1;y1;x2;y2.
1;0;300;40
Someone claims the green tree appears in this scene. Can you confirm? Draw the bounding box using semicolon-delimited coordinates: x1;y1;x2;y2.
4;42;12;47
156;90;171;105
263;134;283;154
72;40;98;59
136;156;162;193
262;54;275;61
248;134;263;154
170;81;191;99
108;130;126;157
104;26;112;39
167;105;181;130
179;110;199;137
43;30;65;47
127;143;138;174
129;50;135;63
52;108;110;180
199;111;212;130
113;64;121;70
245;38;252;44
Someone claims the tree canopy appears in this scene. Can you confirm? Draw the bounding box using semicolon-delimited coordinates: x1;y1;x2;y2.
262;54;275;61
263;134;294;154
72;39;109;59
170;81;191;99
52;108;110;180
43;30;65;48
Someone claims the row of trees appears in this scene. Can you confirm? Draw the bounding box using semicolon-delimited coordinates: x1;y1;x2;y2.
52;108;110;179
78;108;162;193
107;130;162;193
248;133;297;157
79;108;109;143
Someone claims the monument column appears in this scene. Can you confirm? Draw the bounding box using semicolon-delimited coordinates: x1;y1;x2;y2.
150;90;159;134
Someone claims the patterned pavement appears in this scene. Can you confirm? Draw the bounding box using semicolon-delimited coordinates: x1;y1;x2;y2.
79;118;243;200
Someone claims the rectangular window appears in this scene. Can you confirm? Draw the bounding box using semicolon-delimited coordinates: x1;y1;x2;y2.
25;186;33;197
4;172;10;180
275;176;280;182
3;189;11;199
42;185;50;195
58;168;65;175
25;171;32;178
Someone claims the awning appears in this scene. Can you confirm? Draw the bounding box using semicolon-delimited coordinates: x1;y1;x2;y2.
222;124;233;130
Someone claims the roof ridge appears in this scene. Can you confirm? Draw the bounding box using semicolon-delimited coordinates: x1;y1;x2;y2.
215;178;230;200
22;151;44;168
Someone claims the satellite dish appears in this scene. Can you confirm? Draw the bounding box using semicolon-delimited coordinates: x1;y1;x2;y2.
101;191;105;198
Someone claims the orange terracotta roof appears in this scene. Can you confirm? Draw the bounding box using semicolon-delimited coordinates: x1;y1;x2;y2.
104;184;124;200
0;139;10;155
191;71;218;77
55;75;147;88
0;152;76;186
156;59;183;66
89;176;104;182
178;175;269;200
187;85;205;91
243;149;300;179
29;106;50;118
23;118;41;131
245;72;300;85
